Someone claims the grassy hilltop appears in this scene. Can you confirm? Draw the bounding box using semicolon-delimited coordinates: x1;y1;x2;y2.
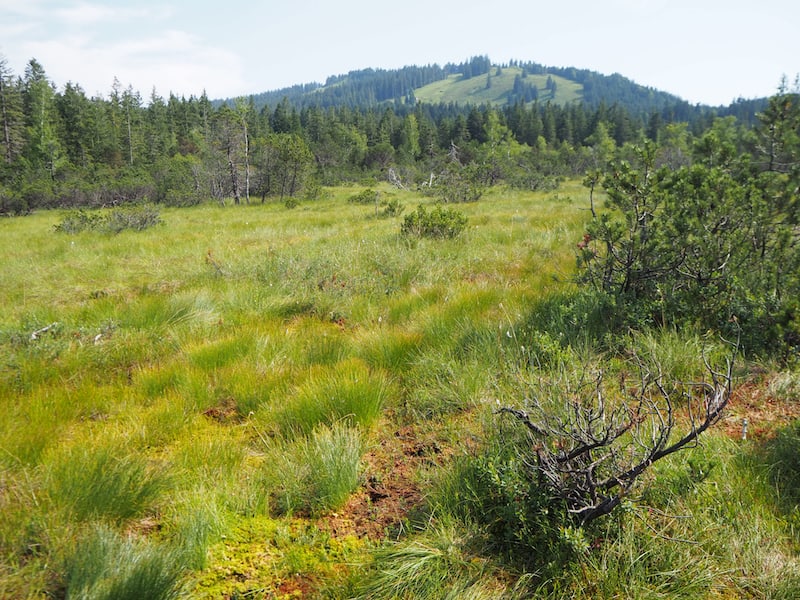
1;184;799;598
414;66;582;106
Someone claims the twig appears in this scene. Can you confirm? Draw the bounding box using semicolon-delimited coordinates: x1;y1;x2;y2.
30;322;58;340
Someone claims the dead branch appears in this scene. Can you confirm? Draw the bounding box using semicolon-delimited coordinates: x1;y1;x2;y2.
387;168;407;190
30;322;58;340
498;335;738;524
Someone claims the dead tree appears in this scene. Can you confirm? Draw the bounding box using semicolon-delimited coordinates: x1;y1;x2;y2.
499;337;737;524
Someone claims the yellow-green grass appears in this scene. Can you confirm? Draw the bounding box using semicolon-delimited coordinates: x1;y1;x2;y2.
0;183;603;597
6;183;794;598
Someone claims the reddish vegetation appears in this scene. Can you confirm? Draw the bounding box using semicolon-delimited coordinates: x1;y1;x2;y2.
274;575;317;598
722;378;800;441
202;397;239;422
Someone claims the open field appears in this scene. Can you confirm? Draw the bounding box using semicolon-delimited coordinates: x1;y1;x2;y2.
1;183;799;598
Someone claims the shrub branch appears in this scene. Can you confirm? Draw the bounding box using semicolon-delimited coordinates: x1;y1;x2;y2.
499;335;737;524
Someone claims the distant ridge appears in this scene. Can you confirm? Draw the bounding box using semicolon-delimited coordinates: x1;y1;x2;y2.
221;56;767;121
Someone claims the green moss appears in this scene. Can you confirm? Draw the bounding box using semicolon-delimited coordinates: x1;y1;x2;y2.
192;517;367;599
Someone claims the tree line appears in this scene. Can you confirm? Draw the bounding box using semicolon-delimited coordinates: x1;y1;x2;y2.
0;55;781;216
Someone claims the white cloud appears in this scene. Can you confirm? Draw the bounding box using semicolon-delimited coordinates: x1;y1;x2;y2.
22;29;245;98
0;0;244;98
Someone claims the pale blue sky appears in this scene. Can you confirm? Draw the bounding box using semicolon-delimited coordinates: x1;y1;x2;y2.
0;0;797;105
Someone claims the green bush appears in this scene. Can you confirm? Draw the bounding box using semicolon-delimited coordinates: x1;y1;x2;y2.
0;185;29;215
380;197;404;218
54;204;162;234
401;204;467;239
53;209;102;233
430;449;568;567
348;188;380;205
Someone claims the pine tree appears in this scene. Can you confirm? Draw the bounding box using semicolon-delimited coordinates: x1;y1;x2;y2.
0;55;24;165
22;59;63;178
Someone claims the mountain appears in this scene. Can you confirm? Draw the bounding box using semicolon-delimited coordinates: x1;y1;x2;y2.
223;56;764;121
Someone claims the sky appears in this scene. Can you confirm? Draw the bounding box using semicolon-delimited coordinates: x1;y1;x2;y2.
0;0;797;106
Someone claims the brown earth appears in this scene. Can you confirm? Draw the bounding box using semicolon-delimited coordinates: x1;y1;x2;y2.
721;377;800;441
319;423;460;541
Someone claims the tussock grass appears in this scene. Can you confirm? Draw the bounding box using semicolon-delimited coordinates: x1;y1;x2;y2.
136;395;196;447
44;441;169;523
355;521;513;600
356;327;423;371
166;494;230;570
187;333;254;371
761;419;800;511
62;524;186;600
628;327;729;382
402;354;490;420
268;422;364;516
289;319;352;366
267;358;392;435
136;363;187;398
767;370;800;400
0;385;78;467
173;430;247;489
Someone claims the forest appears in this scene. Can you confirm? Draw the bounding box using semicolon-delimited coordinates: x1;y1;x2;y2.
2;54;800;599
0;55;766;216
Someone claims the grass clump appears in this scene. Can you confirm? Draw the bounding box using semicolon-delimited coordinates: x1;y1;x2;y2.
355;521;512;600
269;358;391;435
167;494;229;570
762;419;800;511
62;524;185;600
44;442;168;523
269;422;364;516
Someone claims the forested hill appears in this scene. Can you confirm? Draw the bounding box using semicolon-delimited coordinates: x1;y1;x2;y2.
0;52;777;216
223;56;766;121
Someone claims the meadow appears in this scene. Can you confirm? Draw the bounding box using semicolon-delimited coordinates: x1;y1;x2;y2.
1;183;799;598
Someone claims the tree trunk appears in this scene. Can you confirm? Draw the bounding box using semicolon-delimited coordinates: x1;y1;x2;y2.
227;145;240;205
0;73;11;163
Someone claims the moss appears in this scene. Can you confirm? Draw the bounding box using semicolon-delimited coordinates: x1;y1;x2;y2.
192;516;367;599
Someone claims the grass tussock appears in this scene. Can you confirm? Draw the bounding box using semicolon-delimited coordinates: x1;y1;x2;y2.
267;358;392;435
266;422;364;516
355;522;514;600
44;441;169;523
62;524;185;600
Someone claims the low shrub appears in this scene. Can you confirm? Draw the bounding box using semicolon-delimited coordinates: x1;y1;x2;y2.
348;188;380;205
54;204;162;234
380;197;404;218
430;448;568;566
401;204;467;239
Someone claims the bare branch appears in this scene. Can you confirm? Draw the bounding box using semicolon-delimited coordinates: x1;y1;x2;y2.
499;335;738;524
